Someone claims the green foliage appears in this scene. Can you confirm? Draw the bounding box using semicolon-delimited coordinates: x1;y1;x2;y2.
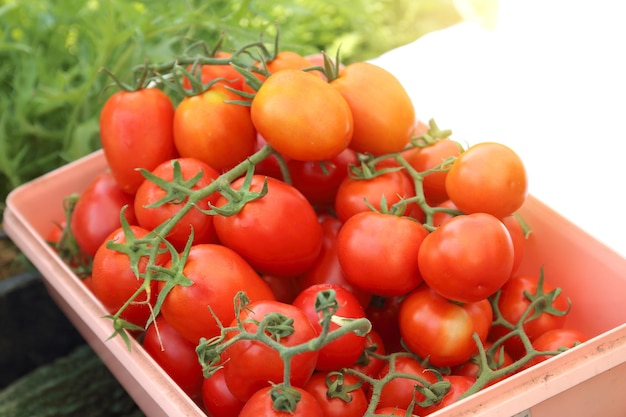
0;0;462;205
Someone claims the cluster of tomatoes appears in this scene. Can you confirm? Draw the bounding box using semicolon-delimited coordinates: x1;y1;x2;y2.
48;38;588;417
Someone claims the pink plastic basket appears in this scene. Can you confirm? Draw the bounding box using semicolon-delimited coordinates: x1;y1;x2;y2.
4;149;626;416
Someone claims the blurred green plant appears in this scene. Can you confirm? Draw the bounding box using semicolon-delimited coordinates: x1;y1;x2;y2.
0;0;463;207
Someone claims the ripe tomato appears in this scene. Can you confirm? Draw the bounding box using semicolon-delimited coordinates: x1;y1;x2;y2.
251;69;353;161
488;273;571;359
374;407;418;416
502;214;526;274
365;295;404;354
202;367;245;417
69;172;137;257
376;355;438;410
142;315;204;399
213;175;323;277
523;328;588;370
452;341;514;387
99;88;177;194
292;283;367;371
91;225;166;328
134;157;220;251
266;50;320;75
173;83;256;172
330;62;415;155
446;142;528;218
223;300;319;402
300;215;371;308
418;213;515;303
413;375;475;416
337;211;429;297
402;138;462;204
398;285;493;367
238;386;324;417
303;371;368;417
348;329;387;395
287;147;358;209
181;51;244;91
334;169;416;223
158;243;275;344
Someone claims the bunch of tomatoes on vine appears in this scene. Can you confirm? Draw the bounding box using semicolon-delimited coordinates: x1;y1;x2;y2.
48;29;588;417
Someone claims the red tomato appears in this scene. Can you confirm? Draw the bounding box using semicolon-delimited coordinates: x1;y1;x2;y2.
418;213;515;303
292;283;367;371
99;88;177;194
260;273;304;305
523;328;588;369
182;51;244;91
446;142;528;218
91;226;165;328
430;199;460;227
413;375;475;416
158;243;275;344
70;172;137;257
337;211;429;297
374;407;418;416
398;285;493;367
253;133;288;180
173;83;256;172
201;367;245;417
213;175;323;277
287;147;358;209
452;341;514;387
133;157;220;251
348;330;387;395
402;138;462;204
365;295;404;354
251;69;353;161
330;62;415;155
223;300;319;402
334;169;416;223
142;315;204;399
502;214;526;274
376;355;438;410
238;386;324;417
489;273;571;359
303;371;368;417
301;215;371;308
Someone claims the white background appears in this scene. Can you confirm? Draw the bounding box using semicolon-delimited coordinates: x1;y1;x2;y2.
370;0;626;258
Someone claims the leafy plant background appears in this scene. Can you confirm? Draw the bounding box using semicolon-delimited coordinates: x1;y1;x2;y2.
0;0;486;206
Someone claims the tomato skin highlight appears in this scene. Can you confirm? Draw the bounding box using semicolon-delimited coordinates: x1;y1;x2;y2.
330;62;415;155
99;88;177;194
398;285;493;367
337;211;428;297
251;69;353;161
173;84;257;173
70;171;137;257
223;300;320;402
158;243;275;344
418;212;515;303
446;141;528;218
213;175;323;277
